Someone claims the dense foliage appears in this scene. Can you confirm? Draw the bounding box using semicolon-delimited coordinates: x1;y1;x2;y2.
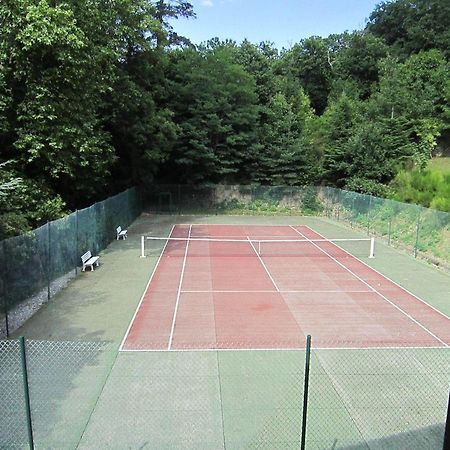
1;0;449;237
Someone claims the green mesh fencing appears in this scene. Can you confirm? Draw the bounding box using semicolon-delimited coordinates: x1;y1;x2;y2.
0;339;116;450
1;339;448;449
143;184;449;268
0;339;28;448
319;186;450;268
308;347;450;449
0;187;142;337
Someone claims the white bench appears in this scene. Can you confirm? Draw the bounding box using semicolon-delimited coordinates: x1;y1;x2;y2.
81;251;100;271
116;226;128;240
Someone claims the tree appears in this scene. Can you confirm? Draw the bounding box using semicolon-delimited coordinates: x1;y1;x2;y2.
163;44;260;183
320;93;362;185
368;50;450;166
255;92;313;185
236;40;279;105
367;0;450;58
331;32;388;99
278;37;334;114
153;0;195;48
0;0;120;207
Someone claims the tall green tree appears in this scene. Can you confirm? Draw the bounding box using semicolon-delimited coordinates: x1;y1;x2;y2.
0;0;119;208
331;31;388;99
163;44;260;183
278;37;334;114
153;0;195;47
367;0;450;58
255;92;314;185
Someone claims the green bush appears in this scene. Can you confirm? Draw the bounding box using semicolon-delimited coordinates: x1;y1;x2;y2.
391;169;450;212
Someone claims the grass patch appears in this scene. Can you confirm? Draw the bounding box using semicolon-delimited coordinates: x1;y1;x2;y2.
427;157;450;174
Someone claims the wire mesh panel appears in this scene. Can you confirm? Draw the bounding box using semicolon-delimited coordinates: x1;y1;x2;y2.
0;241;7;336
78;350;225;450
0;187;142;337
309;347;450;450
1;339;449;449
49;214;77;295
77;348;305;450
217;349;304;450
2;225;49;333
315;186;450;267
26;340;116;449
0;339;28;449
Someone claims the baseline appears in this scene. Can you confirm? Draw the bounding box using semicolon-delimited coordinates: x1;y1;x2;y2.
120;344;446;353
181;290;373;294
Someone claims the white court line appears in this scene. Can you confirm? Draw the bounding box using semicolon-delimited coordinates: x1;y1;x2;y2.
290;225;449;347
119;225;176;351
181;290;373;294
167;224;192;350
305;225;450;322
120;345;447;353
246;236;280;292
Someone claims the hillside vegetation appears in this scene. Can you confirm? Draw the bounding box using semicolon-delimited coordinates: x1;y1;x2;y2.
1;0;449;238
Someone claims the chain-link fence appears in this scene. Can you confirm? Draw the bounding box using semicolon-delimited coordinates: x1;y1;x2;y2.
1;338;449;449
143;184;449;268
319;186;450;267
0;188;142;338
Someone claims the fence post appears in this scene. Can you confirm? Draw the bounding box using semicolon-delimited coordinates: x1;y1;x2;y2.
301;335;312;450
3;290;8;338
19;336;34;450
367;196;372;235
75;210;79;275
388;217;392;246
443;389;450;450
47;223;51;301
414;211;421;258
2;240;9;337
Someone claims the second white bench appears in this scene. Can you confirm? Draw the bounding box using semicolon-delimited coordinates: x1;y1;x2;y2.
116;226;128;240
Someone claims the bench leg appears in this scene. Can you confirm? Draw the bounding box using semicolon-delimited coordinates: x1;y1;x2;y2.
91;265;94;271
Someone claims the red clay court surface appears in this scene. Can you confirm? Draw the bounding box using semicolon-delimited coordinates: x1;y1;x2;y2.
121;225;450;351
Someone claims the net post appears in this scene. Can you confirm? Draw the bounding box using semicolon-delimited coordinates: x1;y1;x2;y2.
369;237;375;258
140;236;146;258
258;240;261;255
19;336;35;450
300;334;311;450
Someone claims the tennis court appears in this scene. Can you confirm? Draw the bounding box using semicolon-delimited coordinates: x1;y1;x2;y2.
121;224;450;351
3;214;449;449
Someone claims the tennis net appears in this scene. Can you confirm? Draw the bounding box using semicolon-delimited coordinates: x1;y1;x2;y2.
141;236;375;259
